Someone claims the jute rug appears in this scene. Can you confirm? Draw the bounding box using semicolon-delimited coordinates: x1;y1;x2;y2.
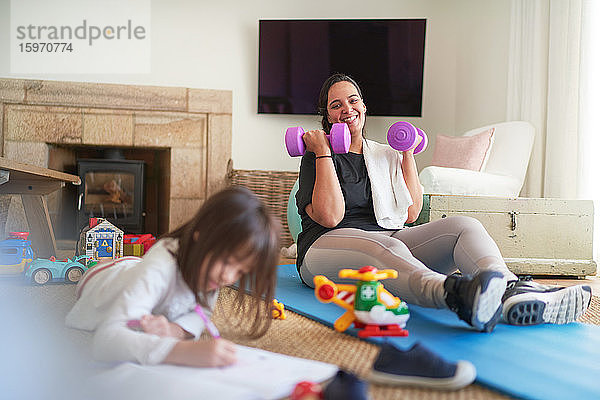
212;287;600;400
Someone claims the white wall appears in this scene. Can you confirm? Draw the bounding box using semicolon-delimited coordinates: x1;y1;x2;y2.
454;0;511;134
0;0;511;172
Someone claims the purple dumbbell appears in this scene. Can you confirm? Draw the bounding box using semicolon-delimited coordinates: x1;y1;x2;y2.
386;121;428;154
285;123;351;157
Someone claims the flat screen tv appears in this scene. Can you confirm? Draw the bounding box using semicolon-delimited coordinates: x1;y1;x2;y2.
258;19;426;117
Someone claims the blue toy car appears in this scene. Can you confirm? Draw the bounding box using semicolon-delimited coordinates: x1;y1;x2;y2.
0;232;35;276
24;255;90;285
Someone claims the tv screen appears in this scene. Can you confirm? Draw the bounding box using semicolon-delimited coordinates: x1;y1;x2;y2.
258;19;426;117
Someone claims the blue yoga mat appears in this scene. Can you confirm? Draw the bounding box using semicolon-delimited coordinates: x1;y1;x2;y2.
275;264;600;400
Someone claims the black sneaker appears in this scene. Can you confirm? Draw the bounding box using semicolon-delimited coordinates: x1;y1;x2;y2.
369;342;476;390
444;270;506;332
502;276;592;325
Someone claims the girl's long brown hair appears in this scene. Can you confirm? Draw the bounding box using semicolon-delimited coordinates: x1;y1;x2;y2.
164;186;281;337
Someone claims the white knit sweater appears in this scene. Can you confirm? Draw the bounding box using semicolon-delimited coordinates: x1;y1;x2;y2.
66;238;217;365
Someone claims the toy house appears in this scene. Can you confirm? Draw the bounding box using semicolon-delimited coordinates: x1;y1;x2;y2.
85;218;123;263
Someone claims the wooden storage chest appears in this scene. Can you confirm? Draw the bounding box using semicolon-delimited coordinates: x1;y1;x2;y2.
412;195;596;277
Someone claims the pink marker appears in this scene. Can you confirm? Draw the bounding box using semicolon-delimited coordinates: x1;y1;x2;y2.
126;319;142;330
195;305;220;339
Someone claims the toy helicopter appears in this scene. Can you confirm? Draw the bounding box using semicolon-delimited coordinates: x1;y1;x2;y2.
313;266;409;338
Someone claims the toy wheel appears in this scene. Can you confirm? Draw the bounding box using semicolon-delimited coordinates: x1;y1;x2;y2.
65;266;84;283
317;284;336;302
329;123;351;154
32;268;52;285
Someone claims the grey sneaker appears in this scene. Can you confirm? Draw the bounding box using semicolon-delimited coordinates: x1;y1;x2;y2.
444;270;506;332
502;277;592;325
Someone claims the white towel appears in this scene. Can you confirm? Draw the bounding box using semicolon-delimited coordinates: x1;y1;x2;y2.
363;138;413;229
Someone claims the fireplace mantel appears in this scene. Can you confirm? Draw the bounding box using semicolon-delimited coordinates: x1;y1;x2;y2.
0;78;232;233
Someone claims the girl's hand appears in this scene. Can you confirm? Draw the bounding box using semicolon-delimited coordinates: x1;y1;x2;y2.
139;314;191;339
302;129;331;156
164;338;238;368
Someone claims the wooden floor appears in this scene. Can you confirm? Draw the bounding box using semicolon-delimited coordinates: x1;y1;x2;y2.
280;257;600;296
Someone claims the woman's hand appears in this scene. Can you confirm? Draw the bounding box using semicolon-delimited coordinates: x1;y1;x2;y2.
164;338;238;368
302;129;331;156
403;133;423;155
139;314;192;339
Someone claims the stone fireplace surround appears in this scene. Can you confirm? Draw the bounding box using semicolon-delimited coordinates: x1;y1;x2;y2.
0;78;232;238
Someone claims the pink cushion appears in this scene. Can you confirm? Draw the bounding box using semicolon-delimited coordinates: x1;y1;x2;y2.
430;128;495;171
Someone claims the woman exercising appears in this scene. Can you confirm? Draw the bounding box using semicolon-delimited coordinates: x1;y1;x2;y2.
295;73;591;332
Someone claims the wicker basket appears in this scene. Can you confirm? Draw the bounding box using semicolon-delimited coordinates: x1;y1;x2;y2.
229;169;299;247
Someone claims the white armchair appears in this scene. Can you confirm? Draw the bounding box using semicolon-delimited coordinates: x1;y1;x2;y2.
419;121;535;197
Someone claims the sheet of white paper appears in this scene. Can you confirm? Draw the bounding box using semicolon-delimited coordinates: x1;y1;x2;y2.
83;345;338;400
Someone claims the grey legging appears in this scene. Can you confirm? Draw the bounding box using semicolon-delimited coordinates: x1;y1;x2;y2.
299;215;518;309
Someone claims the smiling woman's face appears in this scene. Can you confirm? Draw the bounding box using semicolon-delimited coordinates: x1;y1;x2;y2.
326;81;366;135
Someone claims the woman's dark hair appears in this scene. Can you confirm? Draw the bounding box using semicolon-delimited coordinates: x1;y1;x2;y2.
164;186;281;337
317;73;364;133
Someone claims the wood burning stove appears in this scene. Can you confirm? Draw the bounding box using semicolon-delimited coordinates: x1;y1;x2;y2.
77;158;144;233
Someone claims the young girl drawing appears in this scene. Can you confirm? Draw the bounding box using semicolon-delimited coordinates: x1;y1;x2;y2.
66;186;280;367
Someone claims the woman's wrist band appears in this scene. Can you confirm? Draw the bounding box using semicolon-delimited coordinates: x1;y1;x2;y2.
315;155;332;159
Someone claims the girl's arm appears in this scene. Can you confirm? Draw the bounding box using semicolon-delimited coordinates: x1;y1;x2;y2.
138;314;193;339
301;130;345;227
170;291;220;339
401;150;423;223
89;248;207;365
93;321;238;367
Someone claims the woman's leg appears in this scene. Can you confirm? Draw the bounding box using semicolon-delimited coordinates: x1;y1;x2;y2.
300;227;448;308
392;215;518;282
300;217;509;332
394;216;591;326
